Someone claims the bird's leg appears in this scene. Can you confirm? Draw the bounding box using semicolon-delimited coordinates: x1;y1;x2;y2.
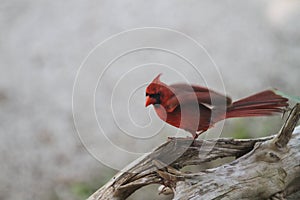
194;130;205;139
192;133;198;139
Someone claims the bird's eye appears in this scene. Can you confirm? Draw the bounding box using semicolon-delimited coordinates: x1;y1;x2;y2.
146;92;149;96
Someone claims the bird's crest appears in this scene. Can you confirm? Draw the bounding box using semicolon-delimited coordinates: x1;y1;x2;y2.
151;73;162;84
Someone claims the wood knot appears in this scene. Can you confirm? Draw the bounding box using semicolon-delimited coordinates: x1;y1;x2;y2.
256;151;281;163
267;152;280;162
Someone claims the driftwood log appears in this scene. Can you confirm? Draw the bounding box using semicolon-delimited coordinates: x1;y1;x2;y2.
88;104;300;200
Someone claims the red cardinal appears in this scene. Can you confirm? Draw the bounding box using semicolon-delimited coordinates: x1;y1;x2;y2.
145;74;289;138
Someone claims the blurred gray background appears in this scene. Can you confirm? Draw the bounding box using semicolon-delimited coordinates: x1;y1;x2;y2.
1;0;299;199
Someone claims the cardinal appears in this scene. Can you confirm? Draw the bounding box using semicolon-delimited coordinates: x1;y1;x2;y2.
145;74;289;139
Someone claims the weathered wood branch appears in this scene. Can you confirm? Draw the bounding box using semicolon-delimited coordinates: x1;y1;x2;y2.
88;104;300;200
274;104;300;148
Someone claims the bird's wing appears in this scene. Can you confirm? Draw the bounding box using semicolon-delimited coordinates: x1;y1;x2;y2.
170;83;211;93
165;84;232;113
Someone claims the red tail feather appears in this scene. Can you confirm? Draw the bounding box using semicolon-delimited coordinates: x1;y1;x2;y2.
226;90;289;118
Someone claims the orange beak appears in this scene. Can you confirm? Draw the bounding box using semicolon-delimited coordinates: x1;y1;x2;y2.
145;96;155;107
